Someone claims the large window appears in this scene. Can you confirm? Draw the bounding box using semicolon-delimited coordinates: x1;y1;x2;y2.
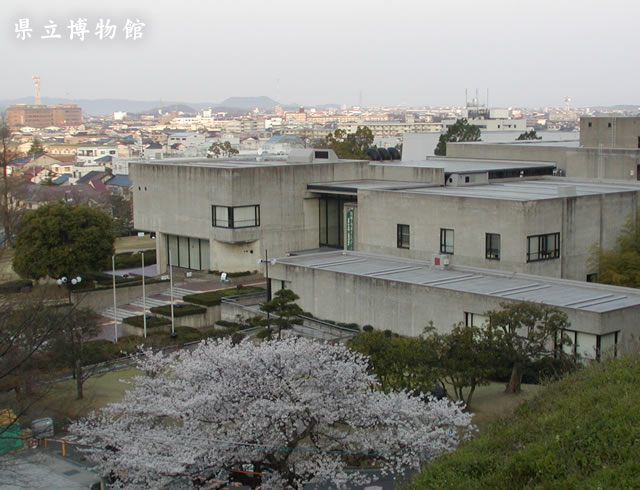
440;228;454;254
166;234;210;271
397;224;410;249
212;205;260;229
527;232;560;262
485;233;500;260
560;329;619;362
464;312;488;327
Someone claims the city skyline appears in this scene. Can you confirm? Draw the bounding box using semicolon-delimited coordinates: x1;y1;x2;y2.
3;0;639;109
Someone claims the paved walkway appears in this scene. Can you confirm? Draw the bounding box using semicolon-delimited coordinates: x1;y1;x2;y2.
0;449;101;489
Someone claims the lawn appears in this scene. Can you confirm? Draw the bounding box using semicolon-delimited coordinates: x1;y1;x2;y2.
466;381;541;432
114;235;156;252
25;368;141;424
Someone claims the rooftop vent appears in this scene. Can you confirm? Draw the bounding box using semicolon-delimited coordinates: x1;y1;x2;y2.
287;148;339;164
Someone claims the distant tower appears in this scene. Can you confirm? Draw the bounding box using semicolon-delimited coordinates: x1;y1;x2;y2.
564;96;571;112
33;76;41;105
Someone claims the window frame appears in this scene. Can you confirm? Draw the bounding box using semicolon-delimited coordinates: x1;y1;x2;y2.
440;228;454;255
397;224;410;249
485;233;501;260
527;232;560;262
212;204;260;229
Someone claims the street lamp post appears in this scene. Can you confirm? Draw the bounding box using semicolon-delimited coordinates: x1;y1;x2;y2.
141;252;147;339
257;249;277;301
112;255;118;343
57;275;82;305
169;252;175;337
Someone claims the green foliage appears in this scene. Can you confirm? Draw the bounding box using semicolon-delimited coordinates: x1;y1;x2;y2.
0;279;32;294
255;327;273;340
122;315;171;328
81;327;234;364
13;202;115;281
348;329;438;395
182;286;264;307
407;356;640;489
324;126;374;159
150;303;207;318
485;302;571;394
516;129;542;141
434;118;481;156
424;323;493;407
590;213;640;288
113;250;156;269
28;137;44;155
259;288;303;338
207;141;239;158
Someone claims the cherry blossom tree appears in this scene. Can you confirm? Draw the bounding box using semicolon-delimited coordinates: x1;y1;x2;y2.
71;337;473;488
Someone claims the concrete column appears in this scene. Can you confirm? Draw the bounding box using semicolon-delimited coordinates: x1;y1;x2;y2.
156;232;168;274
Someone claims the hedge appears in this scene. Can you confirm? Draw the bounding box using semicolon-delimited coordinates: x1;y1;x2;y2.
150;303;207;318
183;286;264;307
122;315;171;328
0;279;33;294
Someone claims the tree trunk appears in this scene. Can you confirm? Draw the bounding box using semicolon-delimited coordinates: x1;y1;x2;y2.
464;383;476;408
75;359;83;400
505;362;523;394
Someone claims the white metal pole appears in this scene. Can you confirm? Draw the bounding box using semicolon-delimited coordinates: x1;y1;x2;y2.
142;252;147;338
112;255;118;343
169;252;175;336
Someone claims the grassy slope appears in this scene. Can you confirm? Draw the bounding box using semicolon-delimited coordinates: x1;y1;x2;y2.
408;356;640;489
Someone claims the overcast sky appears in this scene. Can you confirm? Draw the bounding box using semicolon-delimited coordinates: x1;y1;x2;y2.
2;0;638;108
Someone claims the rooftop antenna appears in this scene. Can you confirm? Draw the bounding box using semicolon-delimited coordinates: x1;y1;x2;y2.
33;75;41;105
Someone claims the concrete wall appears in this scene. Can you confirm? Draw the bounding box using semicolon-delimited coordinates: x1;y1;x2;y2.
268;263;613;339
355;187;638;281
448;143;640;181
131;159;443;273
580;117;640;149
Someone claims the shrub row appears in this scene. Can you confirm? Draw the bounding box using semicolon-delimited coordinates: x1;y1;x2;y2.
150;303;207;318
183;286;264;307
209;270;256;278
122;315;171;328
81;327;236;364
0;279;33;294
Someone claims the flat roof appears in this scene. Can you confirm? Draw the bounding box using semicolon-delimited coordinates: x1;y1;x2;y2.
454;140;580;148
373;157;555;174
396;178;640;201
308;180;434;194
131;156;366;170
275;251;640;314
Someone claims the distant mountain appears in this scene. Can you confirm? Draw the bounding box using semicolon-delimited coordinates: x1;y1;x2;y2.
218;96;279;111
137;104;197;115
0;96;283;115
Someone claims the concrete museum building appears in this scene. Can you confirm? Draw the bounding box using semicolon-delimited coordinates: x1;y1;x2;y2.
131;149;640;359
